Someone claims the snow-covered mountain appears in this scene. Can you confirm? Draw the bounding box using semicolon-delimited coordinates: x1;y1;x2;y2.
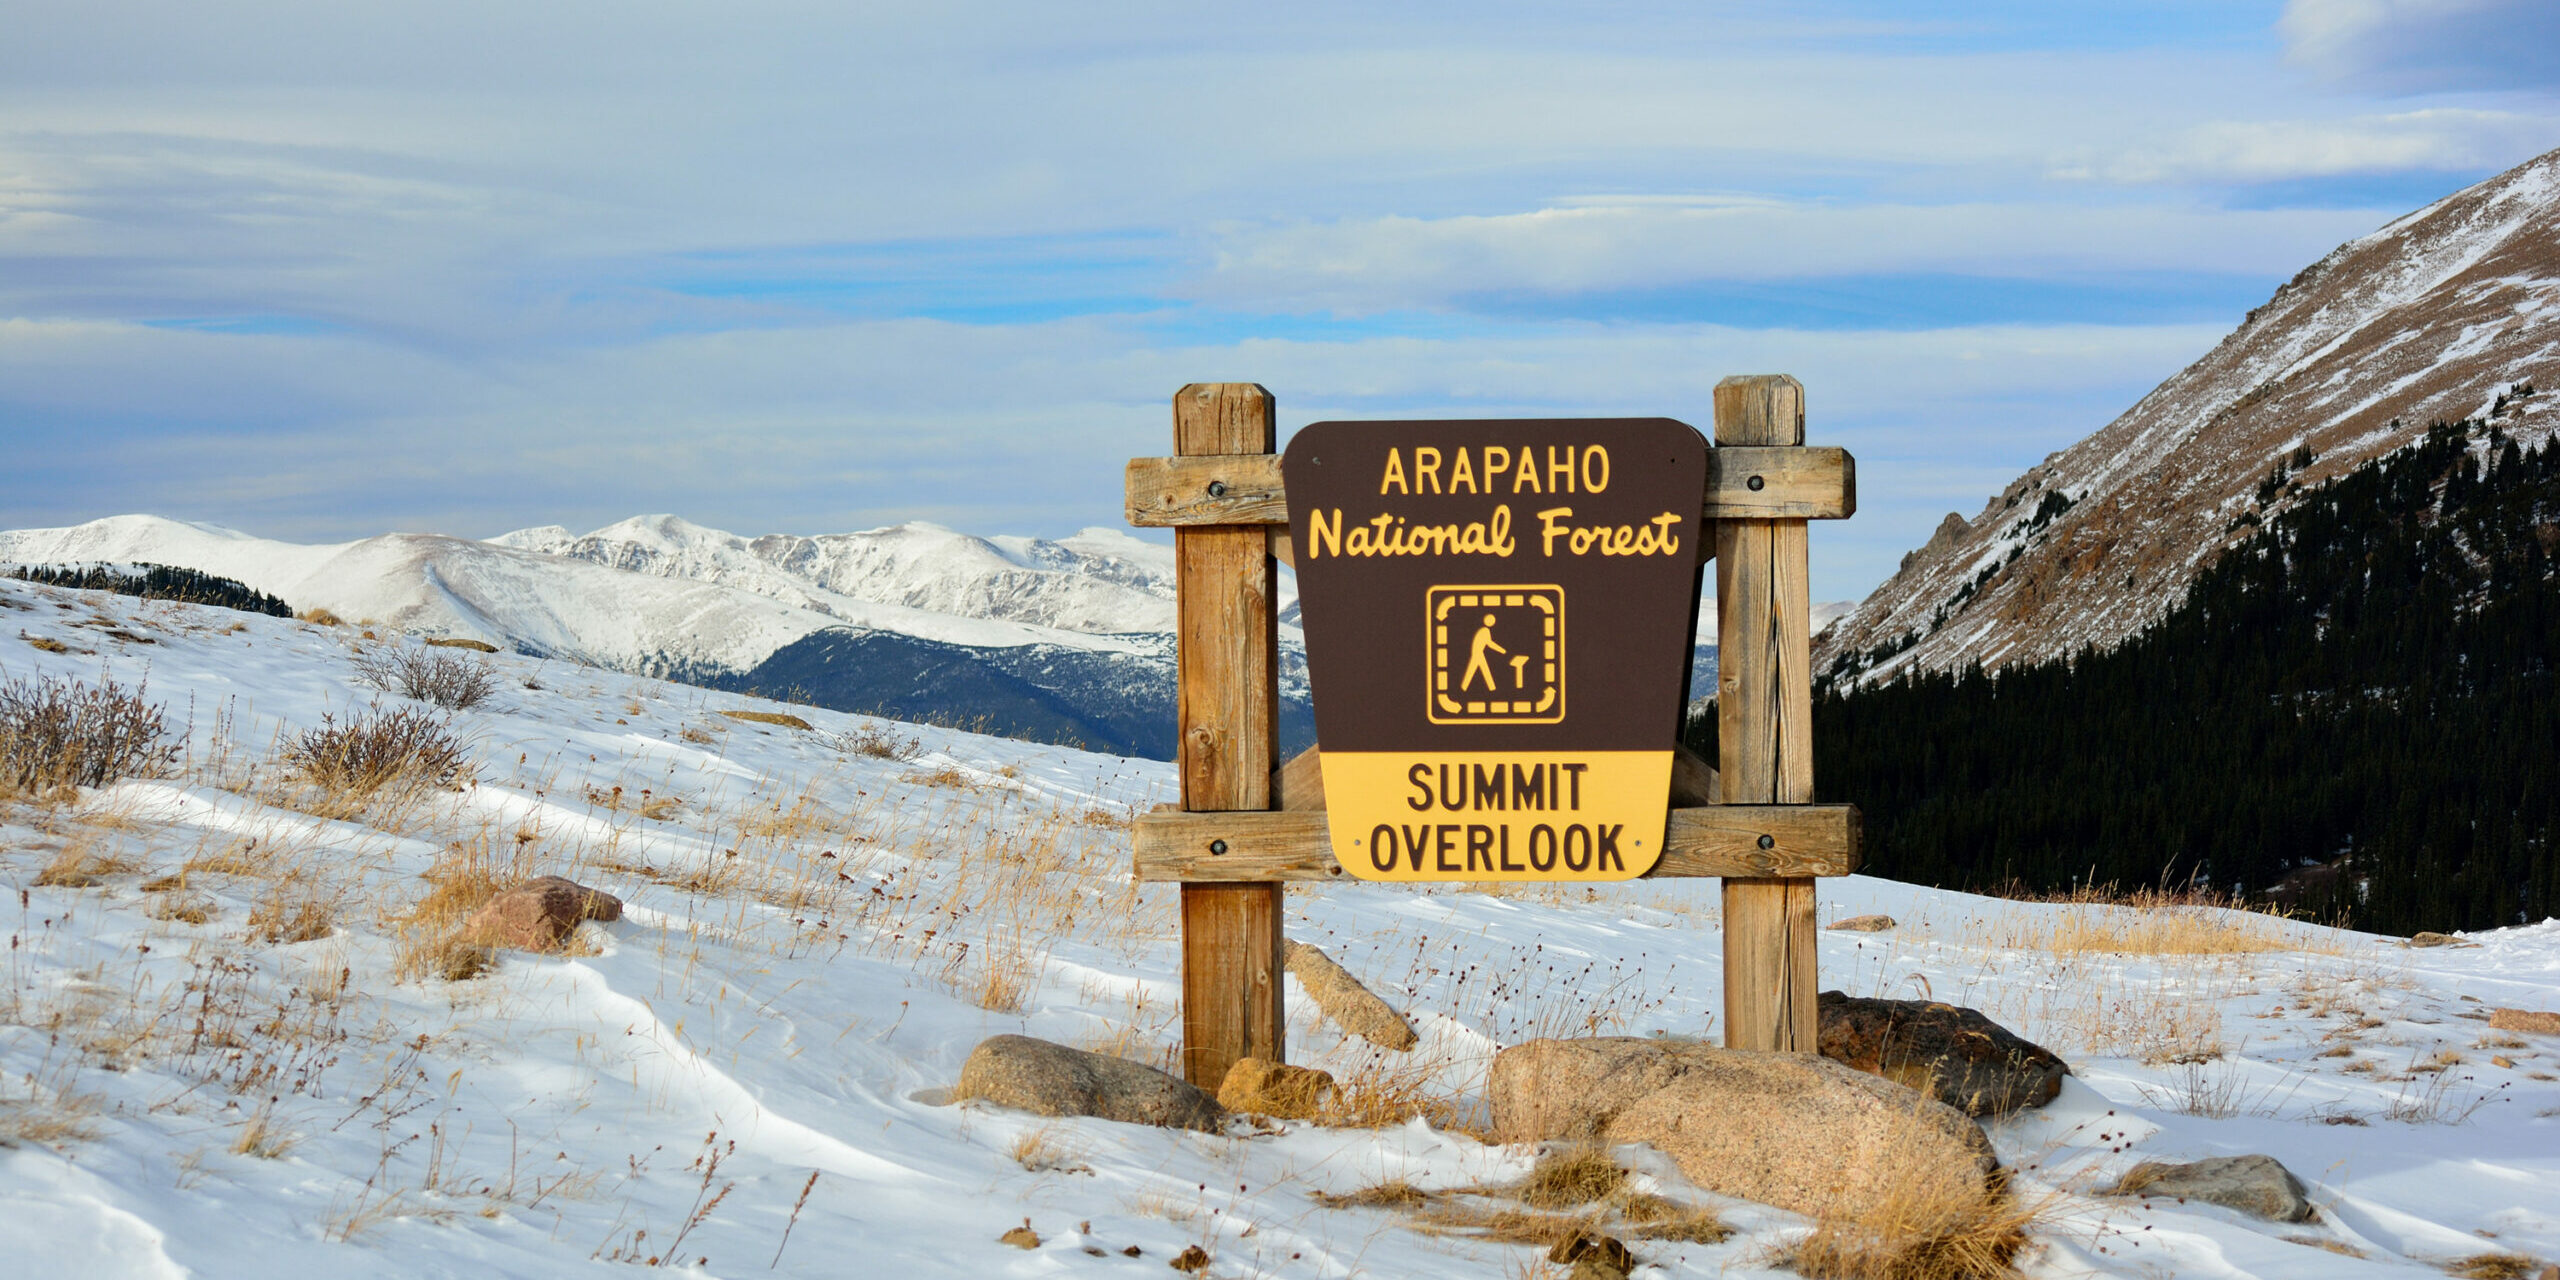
1822;145;2560;680
488;515;1282;641
0;513;1306;758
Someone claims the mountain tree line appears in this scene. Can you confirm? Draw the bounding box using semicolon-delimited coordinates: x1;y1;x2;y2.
6;563;292;618
1691;404;2557;935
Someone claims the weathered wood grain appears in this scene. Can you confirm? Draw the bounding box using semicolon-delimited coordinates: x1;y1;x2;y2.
1132;805;1859;882
1704;446;1856;520
1714;373;1822;1055
1125;449;1852;525
1126;453;1291;527
1172;382;1286;1088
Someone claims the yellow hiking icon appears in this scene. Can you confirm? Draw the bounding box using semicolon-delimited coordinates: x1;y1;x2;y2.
1460;614;1506;693
1427;586;1564;724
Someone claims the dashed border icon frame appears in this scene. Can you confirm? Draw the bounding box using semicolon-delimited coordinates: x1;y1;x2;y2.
1426;585;1564;724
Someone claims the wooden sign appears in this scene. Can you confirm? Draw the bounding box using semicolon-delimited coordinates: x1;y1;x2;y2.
1283;419;1710;881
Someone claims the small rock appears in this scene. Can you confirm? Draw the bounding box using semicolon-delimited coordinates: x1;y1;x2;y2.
955;1035;1224;1132
1285;941;1417;1051
460;876;622;952
2109;1154;2313;1222
1548;1230;1637;1280
2406;932;2471;948
1817;990;2068;1115
1826;914;1897;932
1217;1057;1336;1119
1169;1244;1210;1272
2490;1008;2560;1036
998;1222;1040;1249
1488;1037;1997;1223
2492;1055;2517;1069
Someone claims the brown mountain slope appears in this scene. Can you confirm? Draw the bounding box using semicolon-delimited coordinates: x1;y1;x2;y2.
1821;146;2560;680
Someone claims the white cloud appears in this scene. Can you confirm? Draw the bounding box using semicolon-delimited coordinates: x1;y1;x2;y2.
2059;109;2560;185
1191;200;2389;312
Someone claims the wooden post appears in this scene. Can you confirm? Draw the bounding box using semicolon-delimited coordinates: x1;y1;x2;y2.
1715;375;1820;1053
1172;383;1286;1088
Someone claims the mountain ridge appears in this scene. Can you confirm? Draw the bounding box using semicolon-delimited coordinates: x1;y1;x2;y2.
1823;145;2560;681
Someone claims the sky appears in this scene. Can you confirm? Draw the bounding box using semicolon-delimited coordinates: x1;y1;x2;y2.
4;0;2558;602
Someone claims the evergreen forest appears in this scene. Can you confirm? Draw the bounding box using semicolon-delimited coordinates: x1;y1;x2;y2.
1690;407;2559;935
6;563;293;618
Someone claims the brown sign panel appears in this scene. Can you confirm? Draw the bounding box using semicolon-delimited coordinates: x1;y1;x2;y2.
1284;419;1709;881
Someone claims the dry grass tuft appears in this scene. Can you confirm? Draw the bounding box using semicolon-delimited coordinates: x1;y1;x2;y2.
423;637;499;653
907;764;979;790
24;635;68;654
247;883;336;944
1982;884;2312;957
2447;1254;2544;1280
1782;1179;2036;1280
146;892;216;925
389;836;524;982
354;645;498;711
1006;1126;1090;1174
1312;1178;1433;1210
1405;1199;1600;1249
35;844;135;888
298;608;344;627
0;1083;102;1149
232;1100;298;1159
0;673;177;797
719;709;812;730
1516;1146;1628;1209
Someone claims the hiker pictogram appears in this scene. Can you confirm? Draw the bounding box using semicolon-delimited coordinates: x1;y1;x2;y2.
1428;586;1562;723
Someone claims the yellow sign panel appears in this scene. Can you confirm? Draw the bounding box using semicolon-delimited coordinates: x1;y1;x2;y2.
1321;750;1671;882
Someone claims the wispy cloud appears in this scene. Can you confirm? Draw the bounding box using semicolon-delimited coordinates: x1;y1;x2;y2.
2055;108;2560;184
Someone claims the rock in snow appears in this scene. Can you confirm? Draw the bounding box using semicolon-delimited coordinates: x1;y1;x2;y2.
1487;1036;1997;1221
955;1035;1224;1132
2110;1154;2315;1223
1216;1058;1336;1119
1816;990;2069;1116
460;876;622;952
1284;941;1418;1051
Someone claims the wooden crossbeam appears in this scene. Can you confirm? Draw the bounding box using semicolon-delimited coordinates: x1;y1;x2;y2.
1126;446;1855;527
1132;804;1860;883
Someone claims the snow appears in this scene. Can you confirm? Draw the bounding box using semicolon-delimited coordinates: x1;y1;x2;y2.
0;515;1178;675
4;577;2558;1278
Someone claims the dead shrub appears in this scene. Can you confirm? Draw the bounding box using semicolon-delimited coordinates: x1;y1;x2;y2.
283;706;470;801
353;644;498;711
835;721;922;761
0;673;177;796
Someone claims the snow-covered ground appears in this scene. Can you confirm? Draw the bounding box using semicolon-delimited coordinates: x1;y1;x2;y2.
2;575;2555;1279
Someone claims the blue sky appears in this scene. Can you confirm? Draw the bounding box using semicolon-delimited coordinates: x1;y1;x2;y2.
4;0;2557;601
